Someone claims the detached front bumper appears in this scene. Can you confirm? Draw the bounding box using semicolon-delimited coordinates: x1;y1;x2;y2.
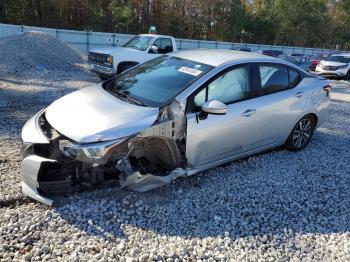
89;64;117;76
21;110;77;205
21;155;56;206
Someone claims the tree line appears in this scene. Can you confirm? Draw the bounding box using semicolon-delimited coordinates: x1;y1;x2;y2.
1;0;349;49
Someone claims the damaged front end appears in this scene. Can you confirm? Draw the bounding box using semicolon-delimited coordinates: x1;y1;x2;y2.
21;100;189;205
117;100;188;191
21;110;125;205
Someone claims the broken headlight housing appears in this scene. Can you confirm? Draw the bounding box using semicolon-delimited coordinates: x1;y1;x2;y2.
61;138;126;164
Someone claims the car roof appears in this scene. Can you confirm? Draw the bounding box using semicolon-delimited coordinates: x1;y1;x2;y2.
138;34;174;38
170;49;278;67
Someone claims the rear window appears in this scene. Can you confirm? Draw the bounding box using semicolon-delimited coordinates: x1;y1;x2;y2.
260;65;289;94
258;65;302;95
289;69;301;88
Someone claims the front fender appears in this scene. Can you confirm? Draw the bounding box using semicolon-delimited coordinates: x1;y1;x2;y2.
21;109;50;144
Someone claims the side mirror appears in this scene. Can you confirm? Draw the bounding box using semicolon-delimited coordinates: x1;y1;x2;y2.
201;100;227;115
149;45;159;54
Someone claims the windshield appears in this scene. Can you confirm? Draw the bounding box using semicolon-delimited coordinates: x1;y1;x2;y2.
123;36;154;51
105;56;214;107
325;55;350;64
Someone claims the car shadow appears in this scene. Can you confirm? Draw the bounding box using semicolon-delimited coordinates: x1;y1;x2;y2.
53;125;350;241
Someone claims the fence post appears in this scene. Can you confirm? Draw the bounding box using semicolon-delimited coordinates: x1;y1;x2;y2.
86;31;90;52
180;39;182;50
215;41;218;49
21;25;24;32
112;34;116;47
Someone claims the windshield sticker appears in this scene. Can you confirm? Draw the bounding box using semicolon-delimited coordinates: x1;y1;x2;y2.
178;66;203;76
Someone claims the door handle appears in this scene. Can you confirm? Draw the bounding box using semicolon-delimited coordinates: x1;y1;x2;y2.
241;109;256;117
295;92;304;98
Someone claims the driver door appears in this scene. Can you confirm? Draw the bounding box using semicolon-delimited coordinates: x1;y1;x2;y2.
146;38;173;60
186;65;263;168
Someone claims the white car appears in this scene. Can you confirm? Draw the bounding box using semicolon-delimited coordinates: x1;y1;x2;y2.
315;53;350;79
88;34;178;79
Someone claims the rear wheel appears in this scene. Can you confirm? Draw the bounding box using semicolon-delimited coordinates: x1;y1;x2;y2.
286;115;315;151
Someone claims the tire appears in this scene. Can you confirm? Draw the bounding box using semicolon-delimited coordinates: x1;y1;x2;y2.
346;70;350;81
96;73;112;81
285;115;315;151
117;63;137;74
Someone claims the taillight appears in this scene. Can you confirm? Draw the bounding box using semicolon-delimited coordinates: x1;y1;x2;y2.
323;84;331;96
311;60;319;65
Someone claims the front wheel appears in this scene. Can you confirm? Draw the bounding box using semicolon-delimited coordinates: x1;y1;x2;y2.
346;70;350;81
96;73;113;81
285;115;315;151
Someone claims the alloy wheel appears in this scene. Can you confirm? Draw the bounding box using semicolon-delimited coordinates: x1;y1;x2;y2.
292;118;313;148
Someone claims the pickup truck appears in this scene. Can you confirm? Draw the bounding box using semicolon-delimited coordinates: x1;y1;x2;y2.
88;34;178;79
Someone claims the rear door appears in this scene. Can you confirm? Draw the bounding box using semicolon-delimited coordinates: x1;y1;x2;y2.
249;63;309;145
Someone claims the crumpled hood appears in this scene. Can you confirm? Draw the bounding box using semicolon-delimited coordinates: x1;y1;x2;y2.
45;85;159;143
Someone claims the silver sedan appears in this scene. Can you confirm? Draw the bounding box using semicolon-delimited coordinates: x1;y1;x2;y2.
21;50;331;205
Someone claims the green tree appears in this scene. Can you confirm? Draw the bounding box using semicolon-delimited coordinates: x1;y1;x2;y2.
108;0;134;33
271;0;328;47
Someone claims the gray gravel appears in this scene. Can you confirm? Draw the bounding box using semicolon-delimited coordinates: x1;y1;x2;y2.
1;32;350;260
0;31;86;79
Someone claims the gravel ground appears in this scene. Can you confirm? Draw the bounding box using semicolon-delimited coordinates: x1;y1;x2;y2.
0;32;86;79
1;32;350;260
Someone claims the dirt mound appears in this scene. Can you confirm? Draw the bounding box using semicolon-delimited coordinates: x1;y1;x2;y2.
0;31;86;78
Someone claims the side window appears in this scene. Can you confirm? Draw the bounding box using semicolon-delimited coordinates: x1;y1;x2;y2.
259;65;289;95
193;66;250;107
194;88;206;107
289;69;301;88
152;38;173;54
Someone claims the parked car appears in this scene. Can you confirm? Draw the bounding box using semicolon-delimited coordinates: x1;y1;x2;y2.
255;49;283;57
21;50;331;205
239;47;251;52
231;47;251;52
88;34;178;79
309;54;330;71
315;53;350;79
278;55;311;71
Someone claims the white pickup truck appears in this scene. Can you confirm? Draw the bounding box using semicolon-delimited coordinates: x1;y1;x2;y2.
88;34;178;79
